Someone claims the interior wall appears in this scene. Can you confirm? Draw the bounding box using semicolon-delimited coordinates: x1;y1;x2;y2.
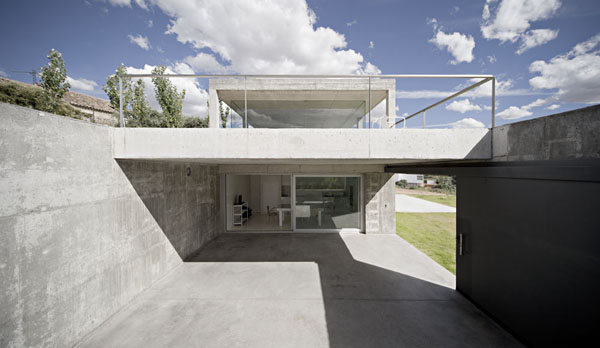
456;172;600;347
250;175;261;213
260;175;281;213
0;103;220;348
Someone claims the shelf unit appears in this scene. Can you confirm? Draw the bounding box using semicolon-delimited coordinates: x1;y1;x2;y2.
233;202;248;226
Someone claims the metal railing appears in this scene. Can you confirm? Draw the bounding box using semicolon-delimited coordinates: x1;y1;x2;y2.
118;74;496;129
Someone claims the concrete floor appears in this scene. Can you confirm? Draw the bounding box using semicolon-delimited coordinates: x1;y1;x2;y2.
76;233;522;348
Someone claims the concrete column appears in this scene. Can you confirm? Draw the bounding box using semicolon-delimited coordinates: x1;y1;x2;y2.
387;88;396;128
208;87;219;128
364;173;396;234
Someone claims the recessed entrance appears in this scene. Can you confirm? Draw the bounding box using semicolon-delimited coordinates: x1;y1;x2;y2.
224;174;362;232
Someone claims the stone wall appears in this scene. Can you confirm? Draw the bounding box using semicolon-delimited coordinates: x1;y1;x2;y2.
0;103;219;348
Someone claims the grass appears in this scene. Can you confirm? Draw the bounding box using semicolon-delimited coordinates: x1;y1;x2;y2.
396;212;456;274
405;194;456;208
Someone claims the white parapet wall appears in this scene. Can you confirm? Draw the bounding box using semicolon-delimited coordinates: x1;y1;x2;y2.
113;128;491;163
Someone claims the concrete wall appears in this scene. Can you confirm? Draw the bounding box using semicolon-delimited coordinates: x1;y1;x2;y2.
0;103;220;347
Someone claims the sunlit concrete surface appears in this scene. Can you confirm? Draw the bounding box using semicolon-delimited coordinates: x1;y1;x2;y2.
395;194;457;213
76;233;521;348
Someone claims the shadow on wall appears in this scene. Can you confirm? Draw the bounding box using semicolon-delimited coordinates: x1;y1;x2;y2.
117;159;220;260
188;233;520;347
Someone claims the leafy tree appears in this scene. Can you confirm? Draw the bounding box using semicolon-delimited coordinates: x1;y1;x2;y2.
183;116;208;128
151;65;185;128
434;175;456;194
103;63;132;111
131;79;151;124
39;49;70;112
219;99;230;127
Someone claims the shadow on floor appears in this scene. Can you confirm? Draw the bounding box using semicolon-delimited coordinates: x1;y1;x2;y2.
187;233;521;348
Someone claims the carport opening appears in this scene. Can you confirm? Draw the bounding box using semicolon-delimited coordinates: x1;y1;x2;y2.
395;174;457;274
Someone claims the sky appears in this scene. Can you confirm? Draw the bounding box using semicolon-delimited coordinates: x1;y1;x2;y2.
0;0;599;128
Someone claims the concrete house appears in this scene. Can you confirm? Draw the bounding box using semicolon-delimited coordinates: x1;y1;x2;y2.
2;74;599;348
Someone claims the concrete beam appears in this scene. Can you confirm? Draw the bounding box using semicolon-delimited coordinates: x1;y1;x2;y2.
113;128;491;163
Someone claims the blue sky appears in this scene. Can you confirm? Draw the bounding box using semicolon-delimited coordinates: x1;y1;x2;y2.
0;0;599;128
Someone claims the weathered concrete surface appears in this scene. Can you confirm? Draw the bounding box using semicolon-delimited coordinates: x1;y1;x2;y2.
396;194;456;213
76;233;521;348
0;103;220;348
364;173;396;234
493;104;600;161
113;127;492;163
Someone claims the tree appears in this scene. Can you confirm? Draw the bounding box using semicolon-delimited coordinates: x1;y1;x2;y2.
103;63;132;111
131;79;151;124
39;49;70;112
219;99;230;128
151;65;185;128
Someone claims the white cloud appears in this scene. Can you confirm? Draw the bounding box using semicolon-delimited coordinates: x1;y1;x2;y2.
481;0;561;53
522;98;549;110
450;6;460;15
487;55;496;63
446;99;482;113
481;0;561;42
128;34;151;50
107;0;131;7
497;106;533;120
396;78;538;99
516;29;559;54
108;0;147;9
0;69;6;77
147;19;153;28
346;20;357;27
369;41;374;49
66;76;98;92
450;118;485;128
429;28;475;64
151;0;377;74
546;104;560;110
184;52;231;74
127;63;209;117
529;33;600;104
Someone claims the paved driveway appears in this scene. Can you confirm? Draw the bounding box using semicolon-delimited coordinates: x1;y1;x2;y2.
396;193;456;213
76;233;521;348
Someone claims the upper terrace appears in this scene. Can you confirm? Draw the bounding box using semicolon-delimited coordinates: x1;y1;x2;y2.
115;74;496;163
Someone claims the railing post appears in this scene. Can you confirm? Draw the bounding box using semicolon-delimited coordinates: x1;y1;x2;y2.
368;75;371;129
118;75;123;128
491;77;496;129
423;111;426;129
244;76;248;128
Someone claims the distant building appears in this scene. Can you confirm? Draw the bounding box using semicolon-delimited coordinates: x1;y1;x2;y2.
0;77;118;126
396;173;424;187
63;90;118;126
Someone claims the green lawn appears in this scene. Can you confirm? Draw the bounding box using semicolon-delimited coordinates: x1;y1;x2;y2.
406;194;456;208
396;212;456;274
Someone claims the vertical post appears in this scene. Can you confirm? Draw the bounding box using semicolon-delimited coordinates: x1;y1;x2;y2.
368;76;371;129
244;76;248;128
423;111;426;129
491;77;496;129
118;75;123;127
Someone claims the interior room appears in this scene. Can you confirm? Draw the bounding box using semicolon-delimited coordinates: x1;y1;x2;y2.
226;174;292;231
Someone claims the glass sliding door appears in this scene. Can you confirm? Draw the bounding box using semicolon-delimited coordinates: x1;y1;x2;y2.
294;175;361;231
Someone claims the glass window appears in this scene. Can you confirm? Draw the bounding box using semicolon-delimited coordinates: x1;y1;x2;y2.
295;176;360;230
